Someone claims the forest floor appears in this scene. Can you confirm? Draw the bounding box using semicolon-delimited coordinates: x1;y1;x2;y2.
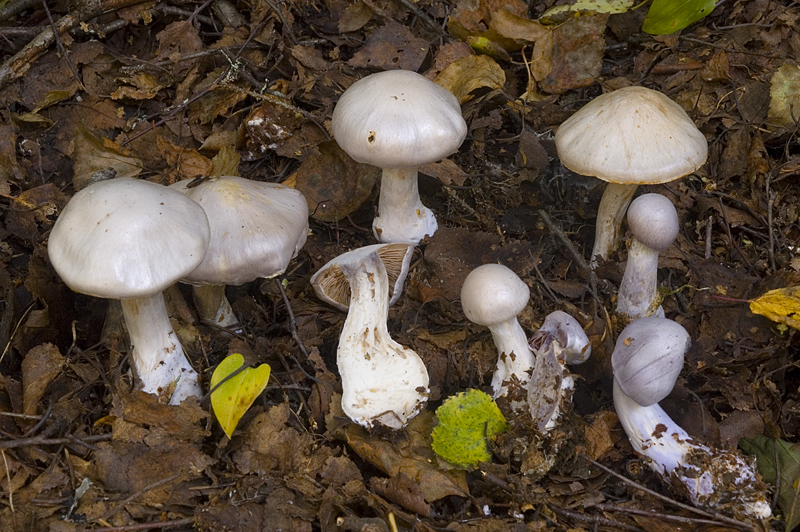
1;0;799;530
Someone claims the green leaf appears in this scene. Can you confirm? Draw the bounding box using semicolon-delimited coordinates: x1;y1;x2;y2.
431;389;508;468
740;434;800;530
210;354;271;438
642;0;716;35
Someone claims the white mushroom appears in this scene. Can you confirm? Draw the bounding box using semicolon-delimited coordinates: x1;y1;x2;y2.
527;311;591;433
612;318;770;518
312;244;428;429
331;70;468;244
617;193;679;319
171;177;309;329
461;264;534;401
555;86;707;264
48;178;210;404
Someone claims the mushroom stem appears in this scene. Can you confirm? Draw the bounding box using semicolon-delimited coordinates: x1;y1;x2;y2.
591;182;637;264
120;293;202;405
191;284;239;329
617;238;660;319
338;251;429;428
613;379;771;519
373;167;437;244
488;318;536;399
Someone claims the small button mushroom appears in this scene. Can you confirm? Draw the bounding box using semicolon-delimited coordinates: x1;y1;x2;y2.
48;178;210;404
311;244;428;429
332;70;468;244
617;193;680;319
555;86;707;265
171;176;309;329
460;264;534;401
612;318;770;518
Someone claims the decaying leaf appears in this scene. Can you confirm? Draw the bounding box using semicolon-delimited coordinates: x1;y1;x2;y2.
72;125;143;190
434;55;506;104
740;435;800;530
156;135;213;181
749;286;800;331
210;145;241;177
541;0;638;21
769;64;800;127
21;343;64;416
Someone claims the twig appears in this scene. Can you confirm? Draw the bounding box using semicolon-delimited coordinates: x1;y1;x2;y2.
1;450;13;512
74;517;194;532
98;474;181;521
275;277;310;360
546;503;643;532
594;503;743;527
41;0;85;90
0;433;111;449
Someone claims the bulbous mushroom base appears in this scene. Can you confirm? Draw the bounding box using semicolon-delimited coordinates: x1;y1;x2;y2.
372;167;437;244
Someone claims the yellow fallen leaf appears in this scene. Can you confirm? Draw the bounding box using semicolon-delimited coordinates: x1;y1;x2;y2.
211;353;271;438
749;286;800;331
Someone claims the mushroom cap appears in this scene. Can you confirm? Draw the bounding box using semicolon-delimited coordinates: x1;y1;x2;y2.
555;86;708;185
461;264;529;326
311;243;414;312
611;317;690;406
627;193;679;251
48;178;210;299
331;70;468;169
171;177;309;286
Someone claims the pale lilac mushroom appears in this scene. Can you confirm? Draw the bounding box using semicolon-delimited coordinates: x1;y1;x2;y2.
331;70;468;244
555;86;707;265
617;193;679;319
612;317;770;518
171;177;309;329
48;178;210;404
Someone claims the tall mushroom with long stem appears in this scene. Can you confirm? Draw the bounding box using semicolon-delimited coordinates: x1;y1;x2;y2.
555;86;707;265
612;317;771;518
171;176;309;329
617;193;679;319
48;178;210;404
312;244;428;429
332;70;468;244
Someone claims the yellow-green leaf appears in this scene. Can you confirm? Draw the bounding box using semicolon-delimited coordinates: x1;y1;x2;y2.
749;286;800;331
210;353;271;438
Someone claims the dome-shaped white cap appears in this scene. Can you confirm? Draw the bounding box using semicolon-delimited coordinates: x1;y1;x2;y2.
555;86;708;185
48;178;210;299
461;264;529;326
627;193;679;251
331;70;468;169
171;177;309;286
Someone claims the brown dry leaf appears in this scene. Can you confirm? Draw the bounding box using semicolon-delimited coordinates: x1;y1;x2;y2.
434;55;506;104
0;122;23;182
21;343;64;416
340;411;469;502
4;183;68;244
769;63;800;127
581;410;620;460
155;20;204;76
109;390;210;443
447;0;530;52
348;21;430;72
701;50;731;81
292;140;378;222
111;72;165;100
189;86;248;125
491;8;550;42
338;0;374;32
210;145;241;177
538;13;607;94
370;472;431;516
72;125;142;190
156;135;213;180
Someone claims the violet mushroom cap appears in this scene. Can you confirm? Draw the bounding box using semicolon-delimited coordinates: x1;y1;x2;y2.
312;244;428;428
554;86;707;264
527;311;592;433
171;177;309;328
611;318;771;518
331;70;468;244
460;264;535;400
310;243;414;313
617;193;680;319
47;178;210;404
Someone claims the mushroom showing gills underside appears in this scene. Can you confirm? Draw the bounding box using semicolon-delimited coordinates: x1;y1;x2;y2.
617;193;679;319
461;264;534;403
612;317;770;518
527;311;591;433
47;178;210;404
332;70;468;244
312;244;428;429
555;86;707;264
171;177;309;329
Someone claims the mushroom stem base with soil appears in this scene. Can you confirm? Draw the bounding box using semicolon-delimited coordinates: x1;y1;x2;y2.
121;293;202;405
591;182;637;265
192;283;239;329
613;379;770;519
337;250;429;429
373;167;437;244
617;238;660;319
